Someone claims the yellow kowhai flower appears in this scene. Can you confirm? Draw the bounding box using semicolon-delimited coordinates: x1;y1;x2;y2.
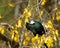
31;37;36;43
59;12;60;14
45;36;53;47
0;26;5;34
14;30;19;34
55;30;58;37
24;11;31;19
8;3;14;7
14;34;19;42
38;44;43;48
25;36;30;41
27;11;31;17
21;15;25;19
34;34;39;39
53;7;58;11
24;30;29;37
56;15;60;21
10;30;15;40
11;26;14;29
17;19;22;28
53;35;57;41
38;45;41;48
23;40;28;46
56;11;60;21
23;8;28;14
52;16;54;20
25;17;29;24
40;10;44;16
47;20;53;28
41;0;46;6
51;30;55;35
25;32;28;37
23;8;31;17
10;30;19;41
44;20;53;29
37;39;41;44
41;34;45;40
40;37;45;44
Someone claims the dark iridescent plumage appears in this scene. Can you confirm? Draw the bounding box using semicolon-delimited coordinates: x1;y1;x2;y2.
26;20;45;36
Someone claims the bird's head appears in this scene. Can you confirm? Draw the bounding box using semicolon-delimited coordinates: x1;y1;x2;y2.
26;20;41;32
26;20;35;30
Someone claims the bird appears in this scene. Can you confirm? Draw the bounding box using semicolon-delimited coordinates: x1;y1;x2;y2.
26;20;48;48
26;20;45;36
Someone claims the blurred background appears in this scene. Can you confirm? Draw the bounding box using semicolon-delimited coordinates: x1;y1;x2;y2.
0;0;60;48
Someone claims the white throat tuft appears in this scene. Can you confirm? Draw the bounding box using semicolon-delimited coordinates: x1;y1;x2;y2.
30;20;35;24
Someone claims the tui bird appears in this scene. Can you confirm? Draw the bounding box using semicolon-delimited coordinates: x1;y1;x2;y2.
26;20;48;48
26;20;45;36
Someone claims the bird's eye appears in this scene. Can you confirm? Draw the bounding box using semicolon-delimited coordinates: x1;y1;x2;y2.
30;20;35;24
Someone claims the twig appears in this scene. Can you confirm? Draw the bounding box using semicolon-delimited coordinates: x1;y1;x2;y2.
31;0;42;10
14;4;20;20
27;0;30;7
14;1;27;5
18;33;24;48
0;22;12;27
7;41;11;48
37;0;39;10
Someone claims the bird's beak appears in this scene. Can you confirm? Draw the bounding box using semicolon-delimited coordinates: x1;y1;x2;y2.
25;21;29;25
